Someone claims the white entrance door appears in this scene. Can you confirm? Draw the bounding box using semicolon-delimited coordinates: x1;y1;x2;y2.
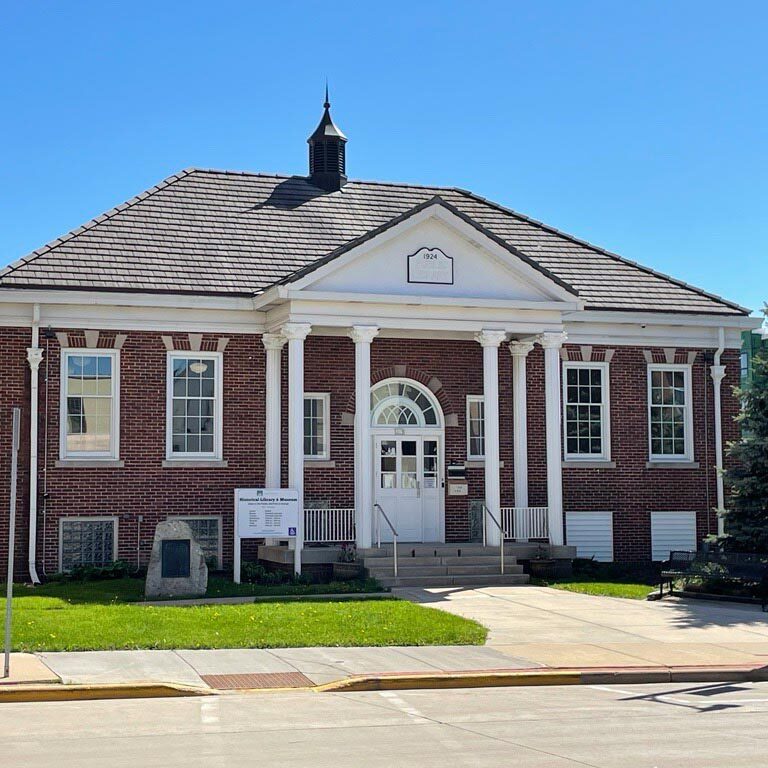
374;436;441;542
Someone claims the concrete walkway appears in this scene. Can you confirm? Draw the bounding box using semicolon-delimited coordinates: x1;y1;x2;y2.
398;585;768;668
6;586;768;691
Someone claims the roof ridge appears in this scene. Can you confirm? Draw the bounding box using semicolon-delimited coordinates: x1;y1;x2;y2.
0;168;197;280
187;168;458;193
453;187;750;315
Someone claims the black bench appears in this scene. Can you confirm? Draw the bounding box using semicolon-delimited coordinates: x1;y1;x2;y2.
658;550;697;598
659;550;768;610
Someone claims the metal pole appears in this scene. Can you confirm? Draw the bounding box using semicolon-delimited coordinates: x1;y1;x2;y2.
4;408;21;678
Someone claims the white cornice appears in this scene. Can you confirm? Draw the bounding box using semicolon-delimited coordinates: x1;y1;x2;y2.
564;309;760;330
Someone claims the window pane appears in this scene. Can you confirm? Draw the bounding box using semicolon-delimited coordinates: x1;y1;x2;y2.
564;367;605;456
64;355;113;455
303;396;327;457
170;357;217;455
649;368;688;457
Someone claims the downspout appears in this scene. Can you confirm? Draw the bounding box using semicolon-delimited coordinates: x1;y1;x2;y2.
710;327;726;538
26;304;44;584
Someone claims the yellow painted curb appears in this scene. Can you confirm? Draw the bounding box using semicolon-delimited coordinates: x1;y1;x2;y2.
316;670;582;692
0;682;214;704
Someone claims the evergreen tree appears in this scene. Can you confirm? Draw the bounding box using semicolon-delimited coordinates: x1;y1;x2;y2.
722;309;768;552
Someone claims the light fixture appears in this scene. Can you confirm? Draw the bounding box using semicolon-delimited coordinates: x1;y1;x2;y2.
189;361;208;374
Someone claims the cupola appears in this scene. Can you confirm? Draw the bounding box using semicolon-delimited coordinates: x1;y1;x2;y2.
307;86;347;192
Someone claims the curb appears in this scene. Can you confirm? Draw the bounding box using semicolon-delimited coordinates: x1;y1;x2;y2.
0;682;214;704
3;664;766;701
317;664;768;693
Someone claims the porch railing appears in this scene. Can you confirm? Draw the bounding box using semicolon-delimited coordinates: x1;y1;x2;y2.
500;507;549;542
304;508;356;544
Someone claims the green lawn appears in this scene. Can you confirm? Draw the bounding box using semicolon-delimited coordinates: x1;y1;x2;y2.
0;579;486;651
534;578;654;600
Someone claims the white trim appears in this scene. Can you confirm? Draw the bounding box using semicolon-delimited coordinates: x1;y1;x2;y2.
58;515;118;572
165;351;223;461
562;361;611;462
370;378;444;430
304;392;330;461
466;395;485;459
167;514;223;569
647;363;694;462
260;288;580;312
59;348;120;460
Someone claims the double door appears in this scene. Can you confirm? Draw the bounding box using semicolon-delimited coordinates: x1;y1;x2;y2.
374;435;442;542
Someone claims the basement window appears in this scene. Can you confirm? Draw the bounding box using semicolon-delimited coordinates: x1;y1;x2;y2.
59;517;117;572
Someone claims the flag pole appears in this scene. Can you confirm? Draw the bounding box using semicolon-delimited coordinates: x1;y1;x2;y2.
4;407;21;678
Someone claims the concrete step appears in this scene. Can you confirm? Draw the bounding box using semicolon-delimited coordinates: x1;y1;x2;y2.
376;573;530;588
362;545;506;559
367;563;525;578
363;555;519;568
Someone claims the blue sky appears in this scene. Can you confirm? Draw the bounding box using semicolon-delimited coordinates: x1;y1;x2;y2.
2;1;766;315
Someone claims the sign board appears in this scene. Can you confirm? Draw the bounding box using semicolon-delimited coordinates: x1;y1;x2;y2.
447;482;468;496
407;247;454;285
235;488;299;538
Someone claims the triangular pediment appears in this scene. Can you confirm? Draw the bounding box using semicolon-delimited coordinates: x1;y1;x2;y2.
285;198;579;305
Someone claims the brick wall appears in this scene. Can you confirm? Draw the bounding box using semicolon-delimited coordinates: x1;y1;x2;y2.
0;325;743;574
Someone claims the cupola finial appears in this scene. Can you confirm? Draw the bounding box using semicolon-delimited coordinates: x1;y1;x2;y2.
307;87;347;192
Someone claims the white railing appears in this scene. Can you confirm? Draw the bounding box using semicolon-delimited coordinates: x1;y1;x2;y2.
500;507;549;541
304;508;356;543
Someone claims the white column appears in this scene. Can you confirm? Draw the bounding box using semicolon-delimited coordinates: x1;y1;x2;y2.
475;330;507;546
711;363;726;537
349;326;379;549
540;332;567;546
282;323;312;574
509;340;534;541
262;333;286;489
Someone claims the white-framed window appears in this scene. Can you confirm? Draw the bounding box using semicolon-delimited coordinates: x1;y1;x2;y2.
466;395;485;459
59;516;118;572
563;362;611;460
166;352;223;460
171;515;222;569
304;393;330;460
648;364;693;461
60;349;120;459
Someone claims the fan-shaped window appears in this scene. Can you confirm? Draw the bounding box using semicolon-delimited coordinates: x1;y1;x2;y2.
370;380;441;427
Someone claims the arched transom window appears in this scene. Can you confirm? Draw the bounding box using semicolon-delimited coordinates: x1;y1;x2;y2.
370;379;441;427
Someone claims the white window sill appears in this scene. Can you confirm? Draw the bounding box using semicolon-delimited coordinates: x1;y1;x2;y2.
305;459;336;468
162;459;228;468
562;460;616;469
464;460;505;468
55;459;124;468
646;461;700;469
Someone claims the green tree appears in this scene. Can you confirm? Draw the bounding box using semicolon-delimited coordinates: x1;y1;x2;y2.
722;307;768;552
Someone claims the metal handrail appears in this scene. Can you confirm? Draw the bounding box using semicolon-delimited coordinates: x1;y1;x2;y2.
481;503;505;575
374;503;398;578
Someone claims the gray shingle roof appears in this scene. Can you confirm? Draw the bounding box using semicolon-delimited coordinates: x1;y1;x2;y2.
0;169;747;315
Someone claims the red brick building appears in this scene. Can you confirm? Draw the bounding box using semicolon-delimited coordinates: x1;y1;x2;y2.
0;100;759;582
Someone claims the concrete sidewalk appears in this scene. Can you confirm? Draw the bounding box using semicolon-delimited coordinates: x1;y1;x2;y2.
4;587;768;693
398;585;768;668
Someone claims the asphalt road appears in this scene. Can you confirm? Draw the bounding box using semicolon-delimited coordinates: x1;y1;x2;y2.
1;681;767;766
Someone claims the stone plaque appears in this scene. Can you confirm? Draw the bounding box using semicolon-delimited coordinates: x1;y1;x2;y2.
161;539;191;578
145;519;208;599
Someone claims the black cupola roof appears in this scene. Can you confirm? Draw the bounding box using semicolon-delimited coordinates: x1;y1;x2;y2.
307;86;347;192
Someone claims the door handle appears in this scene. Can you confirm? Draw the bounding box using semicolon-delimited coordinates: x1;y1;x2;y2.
416;480;421;498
